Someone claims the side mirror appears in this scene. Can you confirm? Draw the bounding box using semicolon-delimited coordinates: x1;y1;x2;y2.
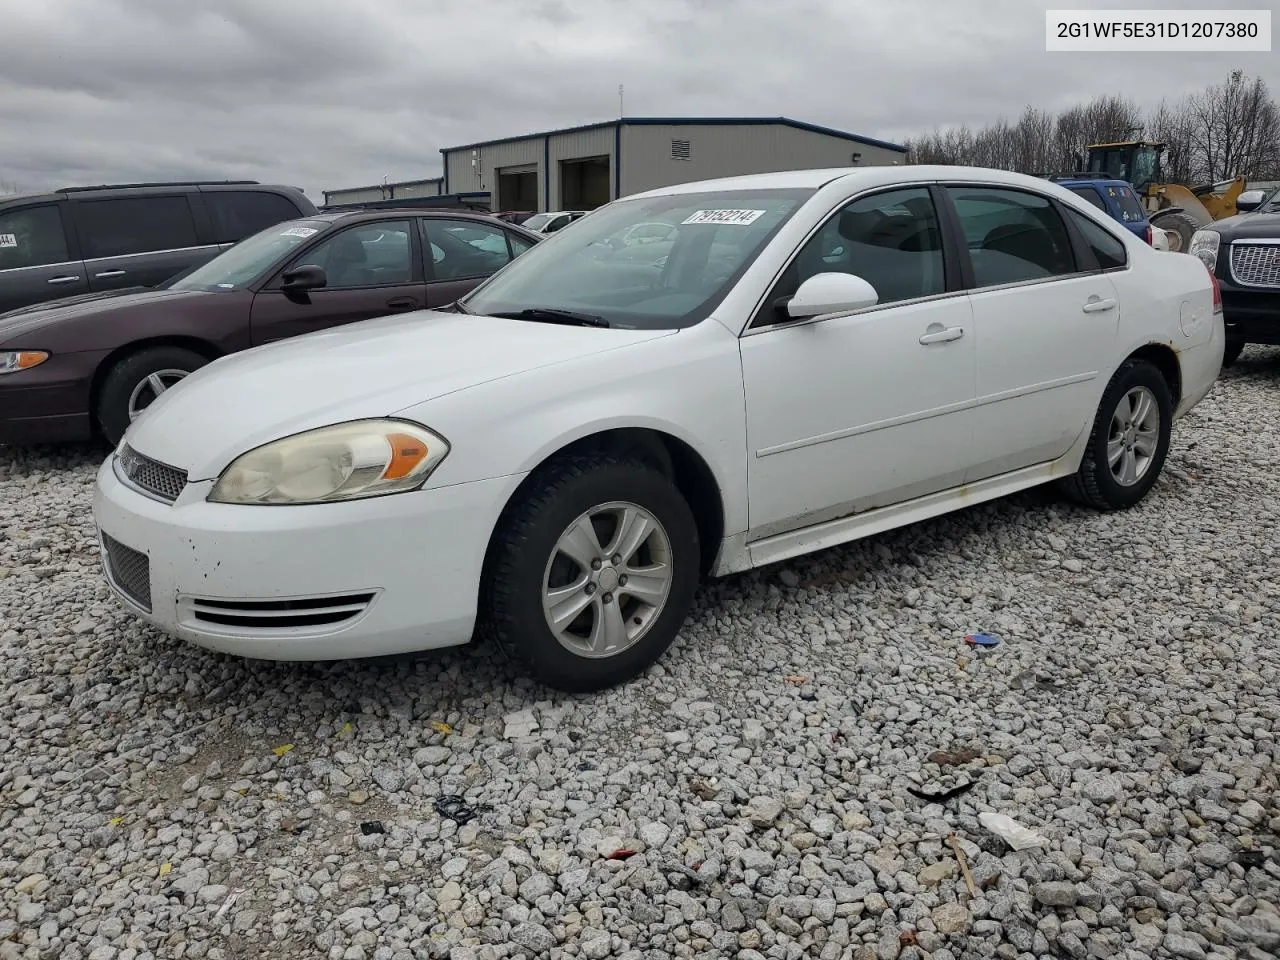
281;264;327;293
778;272;879;321
1236;190;1266;212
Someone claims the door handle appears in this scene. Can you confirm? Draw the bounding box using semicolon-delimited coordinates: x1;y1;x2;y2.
919;325;965;345
47;275;80;285
95;269;127;279
385;297;419;310
1082;297;1117;314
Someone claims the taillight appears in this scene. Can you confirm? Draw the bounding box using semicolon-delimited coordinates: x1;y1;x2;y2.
1145;224;1153;245
1205;261;1222;314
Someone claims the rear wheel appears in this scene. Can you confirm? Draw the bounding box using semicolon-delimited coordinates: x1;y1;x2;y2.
97;346;208;446
480;455;700;693
1059;359;1173;511
1150;211;1200;254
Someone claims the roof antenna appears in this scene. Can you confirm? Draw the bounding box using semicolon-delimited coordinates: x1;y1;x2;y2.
618;84;624;119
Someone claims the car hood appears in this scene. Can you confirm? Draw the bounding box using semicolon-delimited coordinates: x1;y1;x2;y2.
0;287;201;341
1212;210;1280;239
124;309;678;480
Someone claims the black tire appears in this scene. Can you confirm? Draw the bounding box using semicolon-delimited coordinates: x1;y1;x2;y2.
1059;359;1173;511
1222;340;1246;368
479;454;700;693
1150;211;1200;254
97;347;209;446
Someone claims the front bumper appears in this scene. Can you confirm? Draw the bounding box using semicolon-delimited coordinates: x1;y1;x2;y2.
1220;285;1280;345
0;349;104;445
93;453;526;661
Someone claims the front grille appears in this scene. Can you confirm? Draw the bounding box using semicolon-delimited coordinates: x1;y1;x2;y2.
118;444;188;503
103;533;152;612
187;593;376;631
1229;242;1280;288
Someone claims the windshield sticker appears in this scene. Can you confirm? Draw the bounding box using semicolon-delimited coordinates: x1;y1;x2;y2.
217;283;235;289
281;226;319;238
0;233;17;248
681;209;766;226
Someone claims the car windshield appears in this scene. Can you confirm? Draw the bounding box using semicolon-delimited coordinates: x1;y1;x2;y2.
523;213;553;231
461;188;814;329
168;219;330;292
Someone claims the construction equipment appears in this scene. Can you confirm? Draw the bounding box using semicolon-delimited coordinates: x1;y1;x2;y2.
1080;140;1247;253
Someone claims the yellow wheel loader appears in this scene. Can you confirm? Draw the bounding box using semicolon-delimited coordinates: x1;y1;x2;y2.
1082;140;1247;253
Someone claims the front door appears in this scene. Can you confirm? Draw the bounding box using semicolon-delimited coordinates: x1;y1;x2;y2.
740;186;979;541
0;203;88;312
249;219;426;345
943;185;1122;480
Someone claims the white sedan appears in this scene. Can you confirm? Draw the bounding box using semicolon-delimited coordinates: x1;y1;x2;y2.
94;165;1224;692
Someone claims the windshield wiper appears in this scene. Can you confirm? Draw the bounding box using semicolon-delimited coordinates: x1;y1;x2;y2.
490;307;610;328
445;300;470;313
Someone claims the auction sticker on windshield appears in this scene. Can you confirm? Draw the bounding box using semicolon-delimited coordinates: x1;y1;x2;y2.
0;233;17;248
681;209;766;225
281;227;319;238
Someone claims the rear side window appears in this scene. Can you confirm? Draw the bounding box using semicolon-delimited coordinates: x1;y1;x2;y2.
1107;185;1147;223
76;196;200;259
0;204;71;270
947;186;1076;287
206;191;304;244
1065;208;1129;270
1067;186;1107;211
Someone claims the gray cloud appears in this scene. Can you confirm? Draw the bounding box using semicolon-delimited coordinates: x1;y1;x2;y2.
0;0;1275;197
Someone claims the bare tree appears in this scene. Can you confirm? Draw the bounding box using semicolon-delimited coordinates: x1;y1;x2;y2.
1186;71;1280;182
0;178;23;196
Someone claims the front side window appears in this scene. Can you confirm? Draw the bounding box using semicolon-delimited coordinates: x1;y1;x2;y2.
206;191;304;244
76;196;200;259
170;219;330;292
1065;208;1129;270
0;205;70;270
947;186;1076;287
509;232;537;256
299;221;413;288
461;187;814;330
766;187;945;315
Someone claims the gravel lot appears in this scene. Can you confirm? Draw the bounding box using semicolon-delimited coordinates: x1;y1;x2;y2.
2;347;1279;960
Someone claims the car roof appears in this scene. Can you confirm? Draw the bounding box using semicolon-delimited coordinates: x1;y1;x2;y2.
625;165;1125;200
1052;177;1133;189
0;182;306;207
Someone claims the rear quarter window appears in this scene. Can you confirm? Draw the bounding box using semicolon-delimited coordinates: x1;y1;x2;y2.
1107;185;1147;223
1067;186;1108;212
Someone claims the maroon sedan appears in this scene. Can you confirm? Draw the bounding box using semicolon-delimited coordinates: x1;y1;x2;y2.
0;209;541;445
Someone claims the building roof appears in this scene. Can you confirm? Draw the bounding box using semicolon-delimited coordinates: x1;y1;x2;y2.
324;176;443;195
442;116;907;155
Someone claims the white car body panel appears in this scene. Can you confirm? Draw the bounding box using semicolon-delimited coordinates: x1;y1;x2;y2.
96;164;1223;662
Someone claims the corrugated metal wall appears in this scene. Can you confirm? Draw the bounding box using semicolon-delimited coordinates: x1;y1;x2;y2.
619;124;904;197
324;187;385;205
324;179;442;205
444;139;542;200
393;179;442;198
547;126;616;209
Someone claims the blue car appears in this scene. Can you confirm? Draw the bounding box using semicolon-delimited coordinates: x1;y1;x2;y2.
1051;176;1161;246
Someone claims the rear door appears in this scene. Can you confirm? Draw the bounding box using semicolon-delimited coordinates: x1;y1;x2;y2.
0;202;87;312
249;219;426;345
420;217;527;307
71;194;214;292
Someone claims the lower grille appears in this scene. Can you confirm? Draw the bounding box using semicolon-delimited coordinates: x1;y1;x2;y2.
187;593;376;631
103;533;152;612
1229;242;1280;288
117;444;188;503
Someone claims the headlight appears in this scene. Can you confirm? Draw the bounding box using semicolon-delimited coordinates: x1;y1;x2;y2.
0;351;49;374
208;419;450;505
1189;230;1220;269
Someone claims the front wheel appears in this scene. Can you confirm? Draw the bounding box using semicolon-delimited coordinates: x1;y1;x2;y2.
1222;340;1245;368
96;346;209;446
480;455;700;693
1059;359;1173;511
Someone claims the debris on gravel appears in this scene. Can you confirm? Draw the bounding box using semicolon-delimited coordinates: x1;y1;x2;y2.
2;350;1279;960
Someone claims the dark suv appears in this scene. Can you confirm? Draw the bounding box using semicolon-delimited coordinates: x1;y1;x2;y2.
0;181;317;314
0;208;540;446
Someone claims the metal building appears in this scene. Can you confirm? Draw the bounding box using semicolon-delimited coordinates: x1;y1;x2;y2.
440;116;907;213
323;176;444;207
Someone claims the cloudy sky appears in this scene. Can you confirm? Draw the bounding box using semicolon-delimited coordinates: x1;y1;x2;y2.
1;0;1275;197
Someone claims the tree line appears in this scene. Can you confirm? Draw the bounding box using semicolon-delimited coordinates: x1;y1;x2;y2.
905;71;1280;185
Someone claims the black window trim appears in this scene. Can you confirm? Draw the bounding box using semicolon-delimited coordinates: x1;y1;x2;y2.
0;200;83;272
262;218;424;292
419;216;514;284
746;182;967;334
1058;203;1131;274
